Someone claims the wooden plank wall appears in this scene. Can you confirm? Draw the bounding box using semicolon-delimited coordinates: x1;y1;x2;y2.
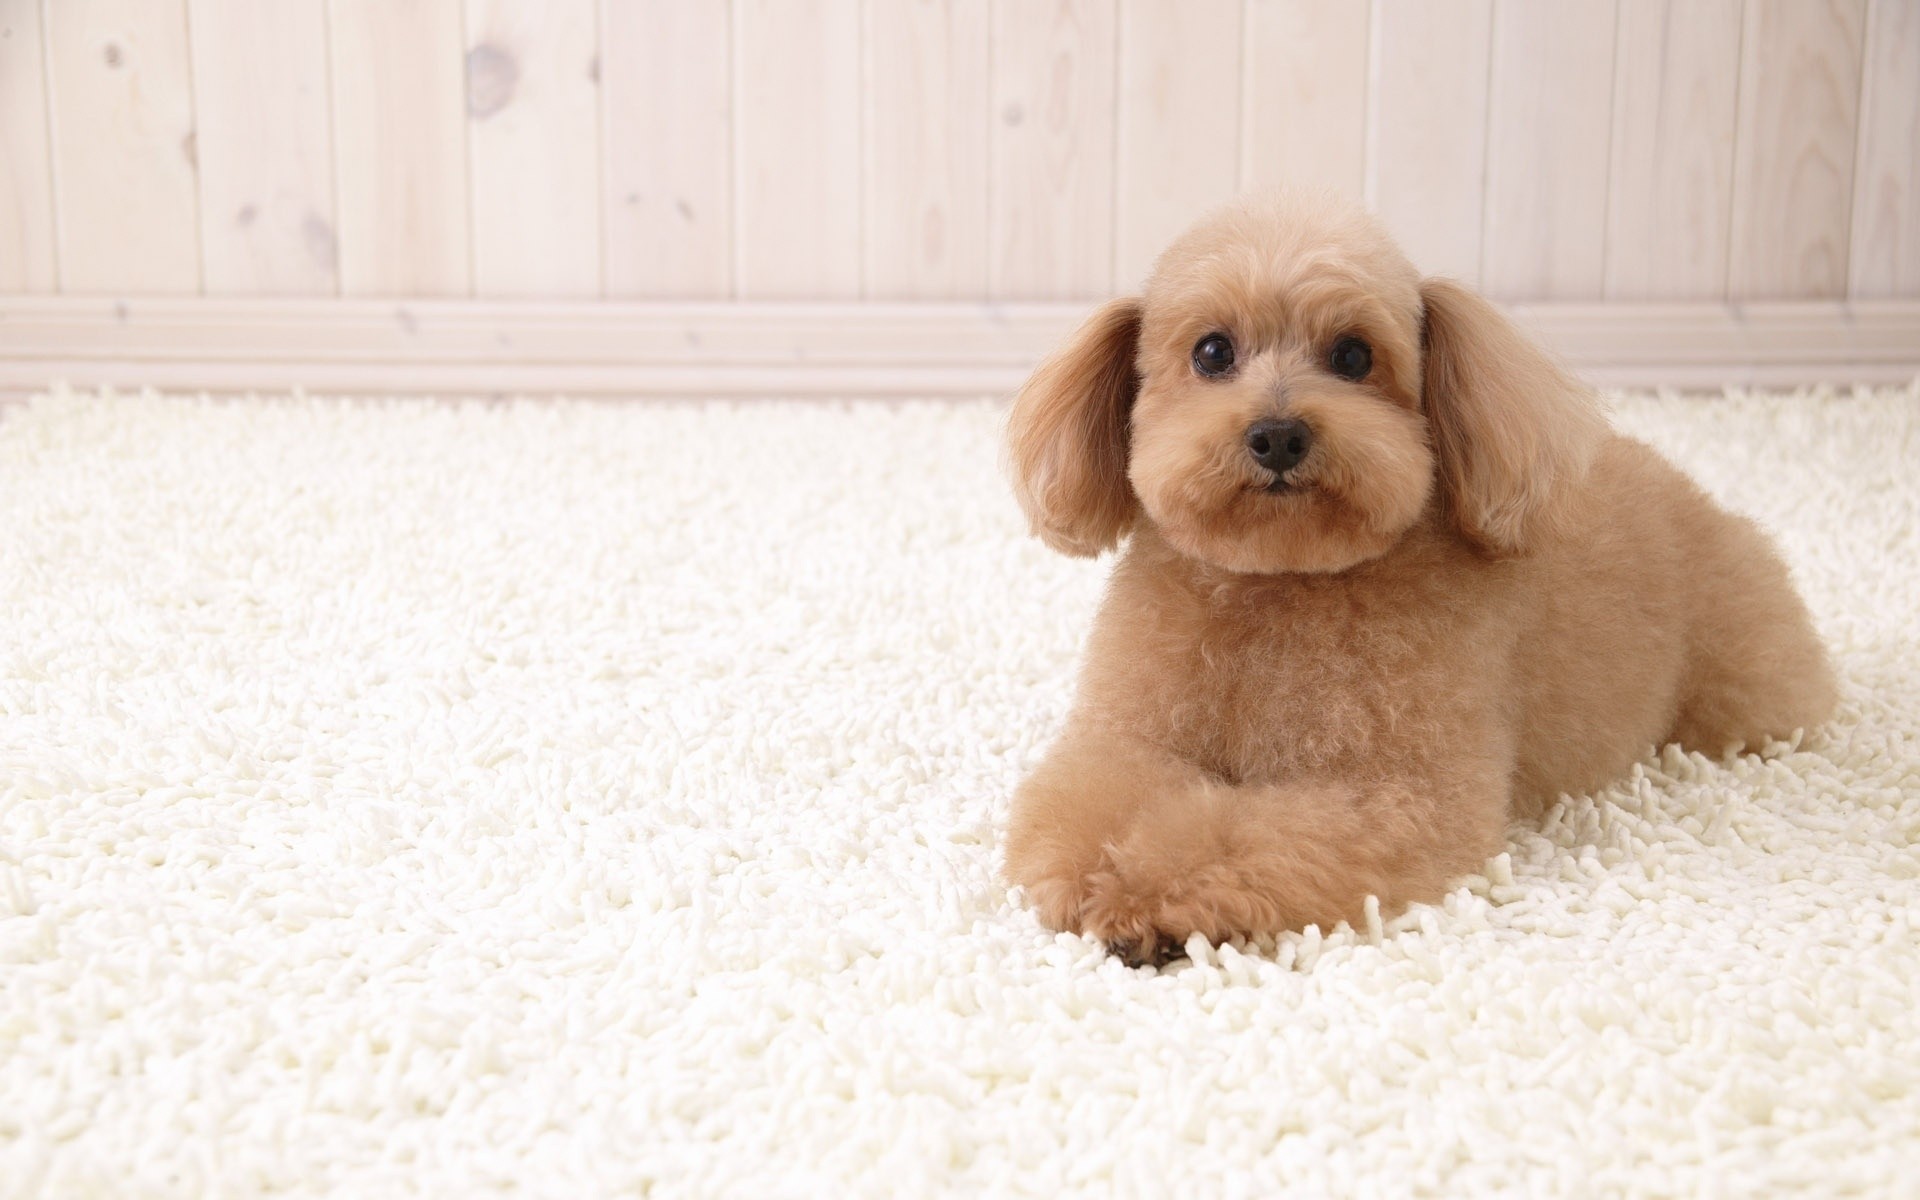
0;0;1914;303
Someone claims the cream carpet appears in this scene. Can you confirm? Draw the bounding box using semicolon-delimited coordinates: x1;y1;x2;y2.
2;384;1917;1197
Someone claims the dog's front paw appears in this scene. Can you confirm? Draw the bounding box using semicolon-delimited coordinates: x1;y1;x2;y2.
1010;854;1198;965
1014;857;1200;966
1079;857;1283;968
1017;866;1093;936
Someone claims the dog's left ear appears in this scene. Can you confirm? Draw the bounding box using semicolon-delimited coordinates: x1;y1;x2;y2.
1005;297;1143;556
1419;278;1609;556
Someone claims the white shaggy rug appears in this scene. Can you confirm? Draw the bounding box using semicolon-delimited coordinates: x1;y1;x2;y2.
2;383;1918;1198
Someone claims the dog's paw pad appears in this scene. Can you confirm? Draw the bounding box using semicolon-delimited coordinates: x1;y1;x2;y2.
1102;934;1189;969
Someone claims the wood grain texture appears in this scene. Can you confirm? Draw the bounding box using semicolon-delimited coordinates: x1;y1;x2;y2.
8;296;1917;397
187;0;337;295
600;0;731;298
731;0;862;299
0;0;56;290
1114;0;1242;288
1604;0;1743;299
7;0;1920;306
44;0;200;293
465;0;601;297
328;0;472;296
1728;0;1868;299
1368;0;1493;284
864;0;991;299
1850;0;1920;298
1240;0;1370;200
989;0;1118;299
1481;0;1617;300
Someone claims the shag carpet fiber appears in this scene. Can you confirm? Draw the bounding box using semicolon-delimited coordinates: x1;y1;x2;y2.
2;384;1918;1196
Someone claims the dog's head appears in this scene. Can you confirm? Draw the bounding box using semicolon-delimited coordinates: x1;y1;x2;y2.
1006;192;1607;572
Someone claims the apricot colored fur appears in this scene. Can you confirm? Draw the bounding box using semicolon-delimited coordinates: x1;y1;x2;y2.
1003;193;1836;966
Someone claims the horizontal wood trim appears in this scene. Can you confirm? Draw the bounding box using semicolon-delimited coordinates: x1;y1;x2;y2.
2;297;1917;398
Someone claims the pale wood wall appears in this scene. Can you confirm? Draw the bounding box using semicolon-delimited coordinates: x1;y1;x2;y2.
1;0;1914;303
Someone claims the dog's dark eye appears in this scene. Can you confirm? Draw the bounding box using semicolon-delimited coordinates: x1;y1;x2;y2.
1192;333;1235;378
1328;336;1372;381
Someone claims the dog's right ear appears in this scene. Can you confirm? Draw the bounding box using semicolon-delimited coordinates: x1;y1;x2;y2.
1005;297;1143;557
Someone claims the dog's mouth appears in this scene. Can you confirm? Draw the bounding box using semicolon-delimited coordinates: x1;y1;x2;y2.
1245;450;1317;497
1253;464;1315;496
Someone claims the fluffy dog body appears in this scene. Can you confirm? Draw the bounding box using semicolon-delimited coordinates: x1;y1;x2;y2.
1004;193;1835;964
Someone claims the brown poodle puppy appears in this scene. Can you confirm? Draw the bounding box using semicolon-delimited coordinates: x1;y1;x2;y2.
1003;191;1836;966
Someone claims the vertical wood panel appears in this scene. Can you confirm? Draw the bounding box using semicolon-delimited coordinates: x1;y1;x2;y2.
328;0;471;297
9;0;1919;305
1113;0;1241;287
1728;0;1868;299
863;0;990;299
989;0;1118;299
187;0;337;295
1604;0;1743;299
1481;0;1617;300
465;0;601;297
1850;0;1920;297
0;0;57;290
732;0;861;299
1367;0;1492;284
1240;0;1370;201
45;0;200;293
600;0;730;299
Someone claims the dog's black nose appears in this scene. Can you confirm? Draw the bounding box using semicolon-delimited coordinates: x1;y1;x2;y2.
1245;418;1313;475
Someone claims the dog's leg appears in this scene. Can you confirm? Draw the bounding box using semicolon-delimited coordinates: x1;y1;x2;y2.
1074;773;1503;965
1672;512;1837;755
1003;727;1215;939
1007;729;1508;965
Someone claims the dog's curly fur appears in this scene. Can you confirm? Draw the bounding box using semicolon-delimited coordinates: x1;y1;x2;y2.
1003;192;1837;966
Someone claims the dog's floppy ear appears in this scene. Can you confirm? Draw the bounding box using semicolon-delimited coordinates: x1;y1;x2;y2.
1005;297;1143;556
1419;278;1608;556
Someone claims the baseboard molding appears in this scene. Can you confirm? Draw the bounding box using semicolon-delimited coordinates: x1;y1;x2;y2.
2;296;1917;399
